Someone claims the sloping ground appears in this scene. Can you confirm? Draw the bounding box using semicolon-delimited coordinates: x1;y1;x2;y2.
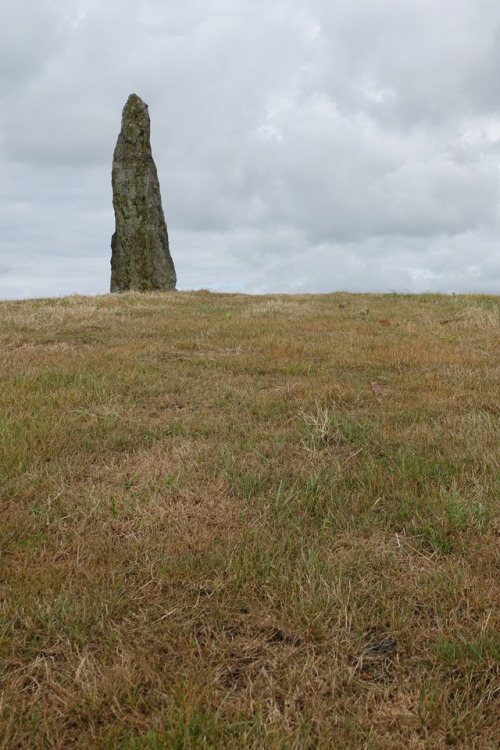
0;291;498;749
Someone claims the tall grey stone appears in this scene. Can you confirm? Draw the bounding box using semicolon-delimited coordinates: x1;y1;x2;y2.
110;94;176;292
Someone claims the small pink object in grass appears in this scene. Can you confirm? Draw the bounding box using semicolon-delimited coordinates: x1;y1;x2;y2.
370;381;383;396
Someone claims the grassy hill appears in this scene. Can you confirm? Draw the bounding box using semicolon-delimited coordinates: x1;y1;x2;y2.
1;291;498;748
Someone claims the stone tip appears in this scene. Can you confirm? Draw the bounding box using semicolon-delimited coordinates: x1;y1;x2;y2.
124;93;148;110
120;94;150;139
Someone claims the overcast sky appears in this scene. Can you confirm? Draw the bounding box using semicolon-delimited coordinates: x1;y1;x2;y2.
1;0;500;299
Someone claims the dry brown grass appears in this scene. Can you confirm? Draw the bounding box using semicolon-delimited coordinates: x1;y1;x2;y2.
0;291;499;748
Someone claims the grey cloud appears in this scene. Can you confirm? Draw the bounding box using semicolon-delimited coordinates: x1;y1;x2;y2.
0;0;499;299
307;0;500;125
0;1;62;91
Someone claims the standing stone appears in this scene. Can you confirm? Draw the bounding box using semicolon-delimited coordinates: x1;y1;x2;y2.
110;94;176;292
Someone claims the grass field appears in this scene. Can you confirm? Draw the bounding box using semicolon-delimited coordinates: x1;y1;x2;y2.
0;291;499;749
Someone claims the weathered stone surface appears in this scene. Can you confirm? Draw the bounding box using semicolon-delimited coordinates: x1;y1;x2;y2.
110;94;176;292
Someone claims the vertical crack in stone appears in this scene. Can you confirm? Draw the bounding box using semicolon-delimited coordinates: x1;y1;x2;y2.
110;94;177;292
